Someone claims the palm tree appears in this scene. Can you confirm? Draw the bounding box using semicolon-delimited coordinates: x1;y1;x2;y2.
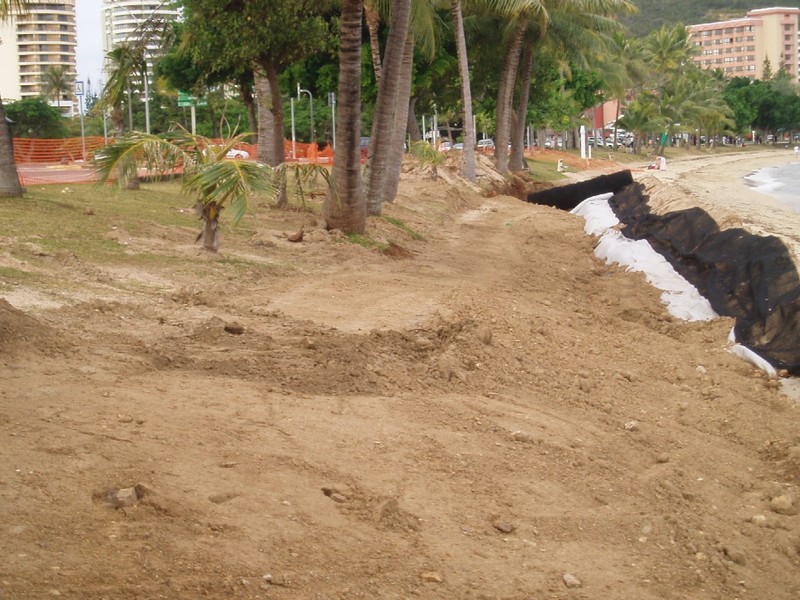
451;0;477;182
494;4;543;174
493;0;636;173
617;93;664;154
597;32;647;148
381;0;439;206
94;129;275;251
0;0;30;198
41;65;71;109
641;24;695;85
491;0;565;173
365;0;383;84
98;44;144;136
97;44;145;189
363;0;412;216
324;0;367;233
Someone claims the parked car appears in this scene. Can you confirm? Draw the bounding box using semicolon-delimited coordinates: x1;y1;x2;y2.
476;138;495;150
453;142;464;150
204;146;250;160
438;141;452;152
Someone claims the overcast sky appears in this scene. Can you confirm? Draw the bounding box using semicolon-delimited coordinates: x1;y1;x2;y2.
75;0;104;92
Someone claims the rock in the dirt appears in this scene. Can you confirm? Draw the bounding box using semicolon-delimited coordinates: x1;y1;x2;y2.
476;326;493;345
224;322;245;335
770;494;797;516
421;571;443;583
563;573;582;588
656;452;670;464
511;430;536;443
722;546;747;565
493;521;515;534
322;487;347;503
750;514;768;526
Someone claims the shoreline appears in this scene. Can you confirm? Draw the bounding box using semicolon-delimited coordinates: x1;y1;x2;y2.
631;149;800;259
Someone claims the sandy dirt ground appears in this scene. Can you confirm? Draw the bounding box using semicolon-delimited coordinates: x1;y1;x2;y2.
1;151;799;599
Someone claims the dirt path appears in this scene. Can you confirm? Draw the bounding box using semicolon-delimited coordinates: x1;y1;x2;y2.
1;163;799;599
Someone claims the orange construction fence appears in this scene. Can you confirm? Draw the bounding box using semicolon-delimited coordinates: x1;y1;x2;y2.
13;136;108;164
12;137;335;166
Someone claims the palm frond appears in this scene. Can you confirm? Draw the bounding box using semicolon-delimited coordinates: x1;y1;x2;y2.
183;160;277;225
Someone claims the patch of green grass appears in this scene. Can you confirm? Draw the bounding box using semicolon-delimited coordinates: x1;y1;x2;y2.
0;266;32;283
381;216;424;240
525;158;569;182
0;182;269;267
345;232;389;251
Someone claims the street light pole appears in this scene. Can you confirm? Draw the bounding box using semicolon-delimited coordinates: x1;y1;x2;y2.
75;80;86;162
328;92;336;151
143;63;150;134
297;83;314;142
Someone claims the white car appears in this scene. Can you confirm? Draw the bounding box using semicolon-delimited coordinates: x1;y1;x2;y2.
225;148;250;159
476;138;495;150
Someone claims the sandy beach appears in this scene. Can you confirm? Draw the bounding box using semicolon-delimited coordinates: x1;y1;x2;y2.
632;148;800;258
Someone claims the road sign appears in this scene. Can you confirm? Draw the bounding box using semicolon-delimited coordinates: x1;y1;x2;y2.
178;92;207;107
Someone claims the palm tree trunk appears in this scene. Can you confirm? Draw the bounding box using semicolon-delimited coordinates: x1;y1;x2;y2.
0;95;24;197
264;59;288;207
199;202;222;252
324;0;366;233
255;72;273;165
126;81;133;131
364;0;411;215
407;97;422;142
495;16;528;174
509;45;534;172
381;31;415;205
112;106;124;137
451;0;476;182
365;2;382;85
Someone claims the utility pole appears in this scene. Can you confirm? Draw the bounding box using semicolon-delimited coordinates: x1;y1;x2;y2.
297;83;314;142
328;92;336;151
75;81;86;162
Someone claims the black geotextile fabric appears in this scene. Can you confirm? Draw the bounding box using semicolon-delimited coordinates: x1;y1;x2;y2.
609;182;800;375
527;170;634;210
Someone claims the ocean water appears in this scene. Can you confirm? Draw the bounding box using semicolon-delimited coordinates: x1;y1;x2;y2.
744;160;800;211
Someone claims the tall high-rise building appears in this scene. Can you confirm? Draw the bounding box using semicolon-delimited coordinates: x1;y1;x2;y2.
687;7;800;83
102;1;180;77
0;0;78;111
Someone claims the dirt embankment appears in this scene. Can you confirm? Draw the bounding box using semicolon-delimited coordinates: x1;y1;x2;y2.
1;155;799;599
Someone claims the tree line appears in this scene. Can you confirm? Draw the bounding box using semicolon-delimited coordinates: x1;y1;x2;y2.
2;1;800;236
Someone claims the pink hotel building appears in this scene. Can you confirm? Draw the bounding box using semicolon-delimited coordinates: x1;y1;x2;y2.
686;6;800;83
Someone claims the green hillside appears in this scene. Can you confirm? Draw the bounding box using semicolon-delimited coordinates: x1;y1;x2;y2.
622;0;800;37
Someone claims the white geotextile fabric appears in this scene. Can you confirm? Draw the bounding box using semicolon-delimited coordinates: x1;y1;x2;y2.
570;194;776;376
571;194;718;322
